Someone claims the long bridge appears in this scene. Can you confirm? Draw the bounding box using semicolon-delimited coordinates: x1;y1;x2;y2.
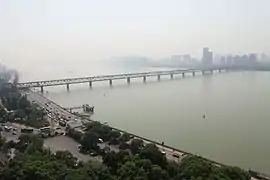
17;67;229;92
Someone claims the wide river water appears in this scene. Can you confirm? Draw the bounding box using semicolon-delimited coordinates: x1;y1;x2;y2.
16;61;270;174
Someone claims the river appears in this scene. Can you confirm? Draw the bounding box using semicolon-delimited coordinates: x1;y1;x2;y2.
15;60;270;174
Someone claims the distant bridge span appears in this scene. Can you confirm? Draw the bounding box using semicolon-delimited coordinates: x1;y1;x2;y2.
17;67;229;92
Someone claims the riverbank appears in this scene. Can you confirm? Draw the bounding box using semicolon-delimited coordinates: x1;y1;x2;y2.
26;89;270;180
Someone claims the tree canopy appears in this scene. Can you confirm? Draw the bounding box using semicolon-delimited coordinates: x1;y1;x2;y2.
0;133;251;180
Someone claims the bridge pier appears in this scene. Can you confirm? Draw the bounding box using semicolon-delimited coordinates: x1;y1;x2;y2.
219;69;222;73
157;74;161;81
202;71;205;75
143;76;146;83
89;81;92;88
40;86;44;93
66;83;70;91
182;72;185;77
192;72;195;76
109;79;112;86
170;74;173;79
127;77;130;84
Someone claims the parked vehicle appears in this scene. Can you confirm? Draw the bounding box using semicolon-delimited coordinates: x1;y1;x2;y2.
21;128;34;133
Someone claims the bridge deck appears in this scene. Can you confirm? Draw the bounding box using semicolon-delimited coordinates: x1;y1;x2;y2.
17;67;226;88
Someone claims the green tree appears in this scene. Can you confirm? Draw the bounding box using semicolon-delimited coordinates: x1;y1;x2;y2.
119;133;132;143
65;162;115;180
149;165;169;180
14;109;26;120
139;143;167;168
15;134;44;153
130;139;144;154
178;155;213;179
118;161;148;180
55;150;78;168
0;134;5;148
108;130;121;145
17;95;30;110
166;161;179;178
80;131;99;152
208;166;250;180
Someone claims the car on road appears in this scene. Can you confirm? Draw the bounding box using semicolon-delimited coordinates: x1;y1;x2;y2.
4;126;11;132
161;151;166;155
90;152;98;157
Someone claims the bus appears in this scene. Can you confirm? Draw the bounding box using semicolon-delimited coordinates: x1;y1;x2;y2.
39;126;51;133
21;128;34;133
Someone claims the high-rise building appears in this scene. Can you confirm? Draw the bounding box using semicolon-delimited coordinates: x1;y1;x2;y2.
226;55;233;65
170;55;182;65
182;54;191;62
202;47;213;66
220;56;226;64
248;53;257;64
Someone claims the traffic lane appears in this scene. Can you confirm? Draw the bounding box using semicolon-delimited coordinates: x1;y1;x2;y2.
28;93;78;122
32;96;76;120
159;145;184;157
44;136;103;163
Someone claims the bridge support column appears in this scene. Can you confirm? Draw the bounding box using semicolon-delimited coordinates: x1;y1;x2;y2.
182;72;185;77
40;86;44;93
127;77;130;84
170;74;173;79
211;70;213;73
202;71;205;75
192;72;195;76
89;81;92;88
109;79;112;86
66;83;70;91
219;69;222;73
143;76;146;83
157;74;161;81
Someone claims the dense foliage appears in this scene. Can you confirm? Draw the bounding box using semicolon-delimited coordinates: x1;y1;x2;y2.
0;84;49;128
66;121;133;155
0;133;251;180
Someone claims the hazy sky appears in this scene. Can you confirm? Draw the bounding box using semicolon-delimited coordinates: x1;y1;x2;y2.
1;0;270;66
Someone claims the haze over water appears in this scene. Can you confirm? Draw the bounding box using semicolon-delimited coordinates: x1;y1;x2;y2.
16;61;270;174
2;0;270;175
